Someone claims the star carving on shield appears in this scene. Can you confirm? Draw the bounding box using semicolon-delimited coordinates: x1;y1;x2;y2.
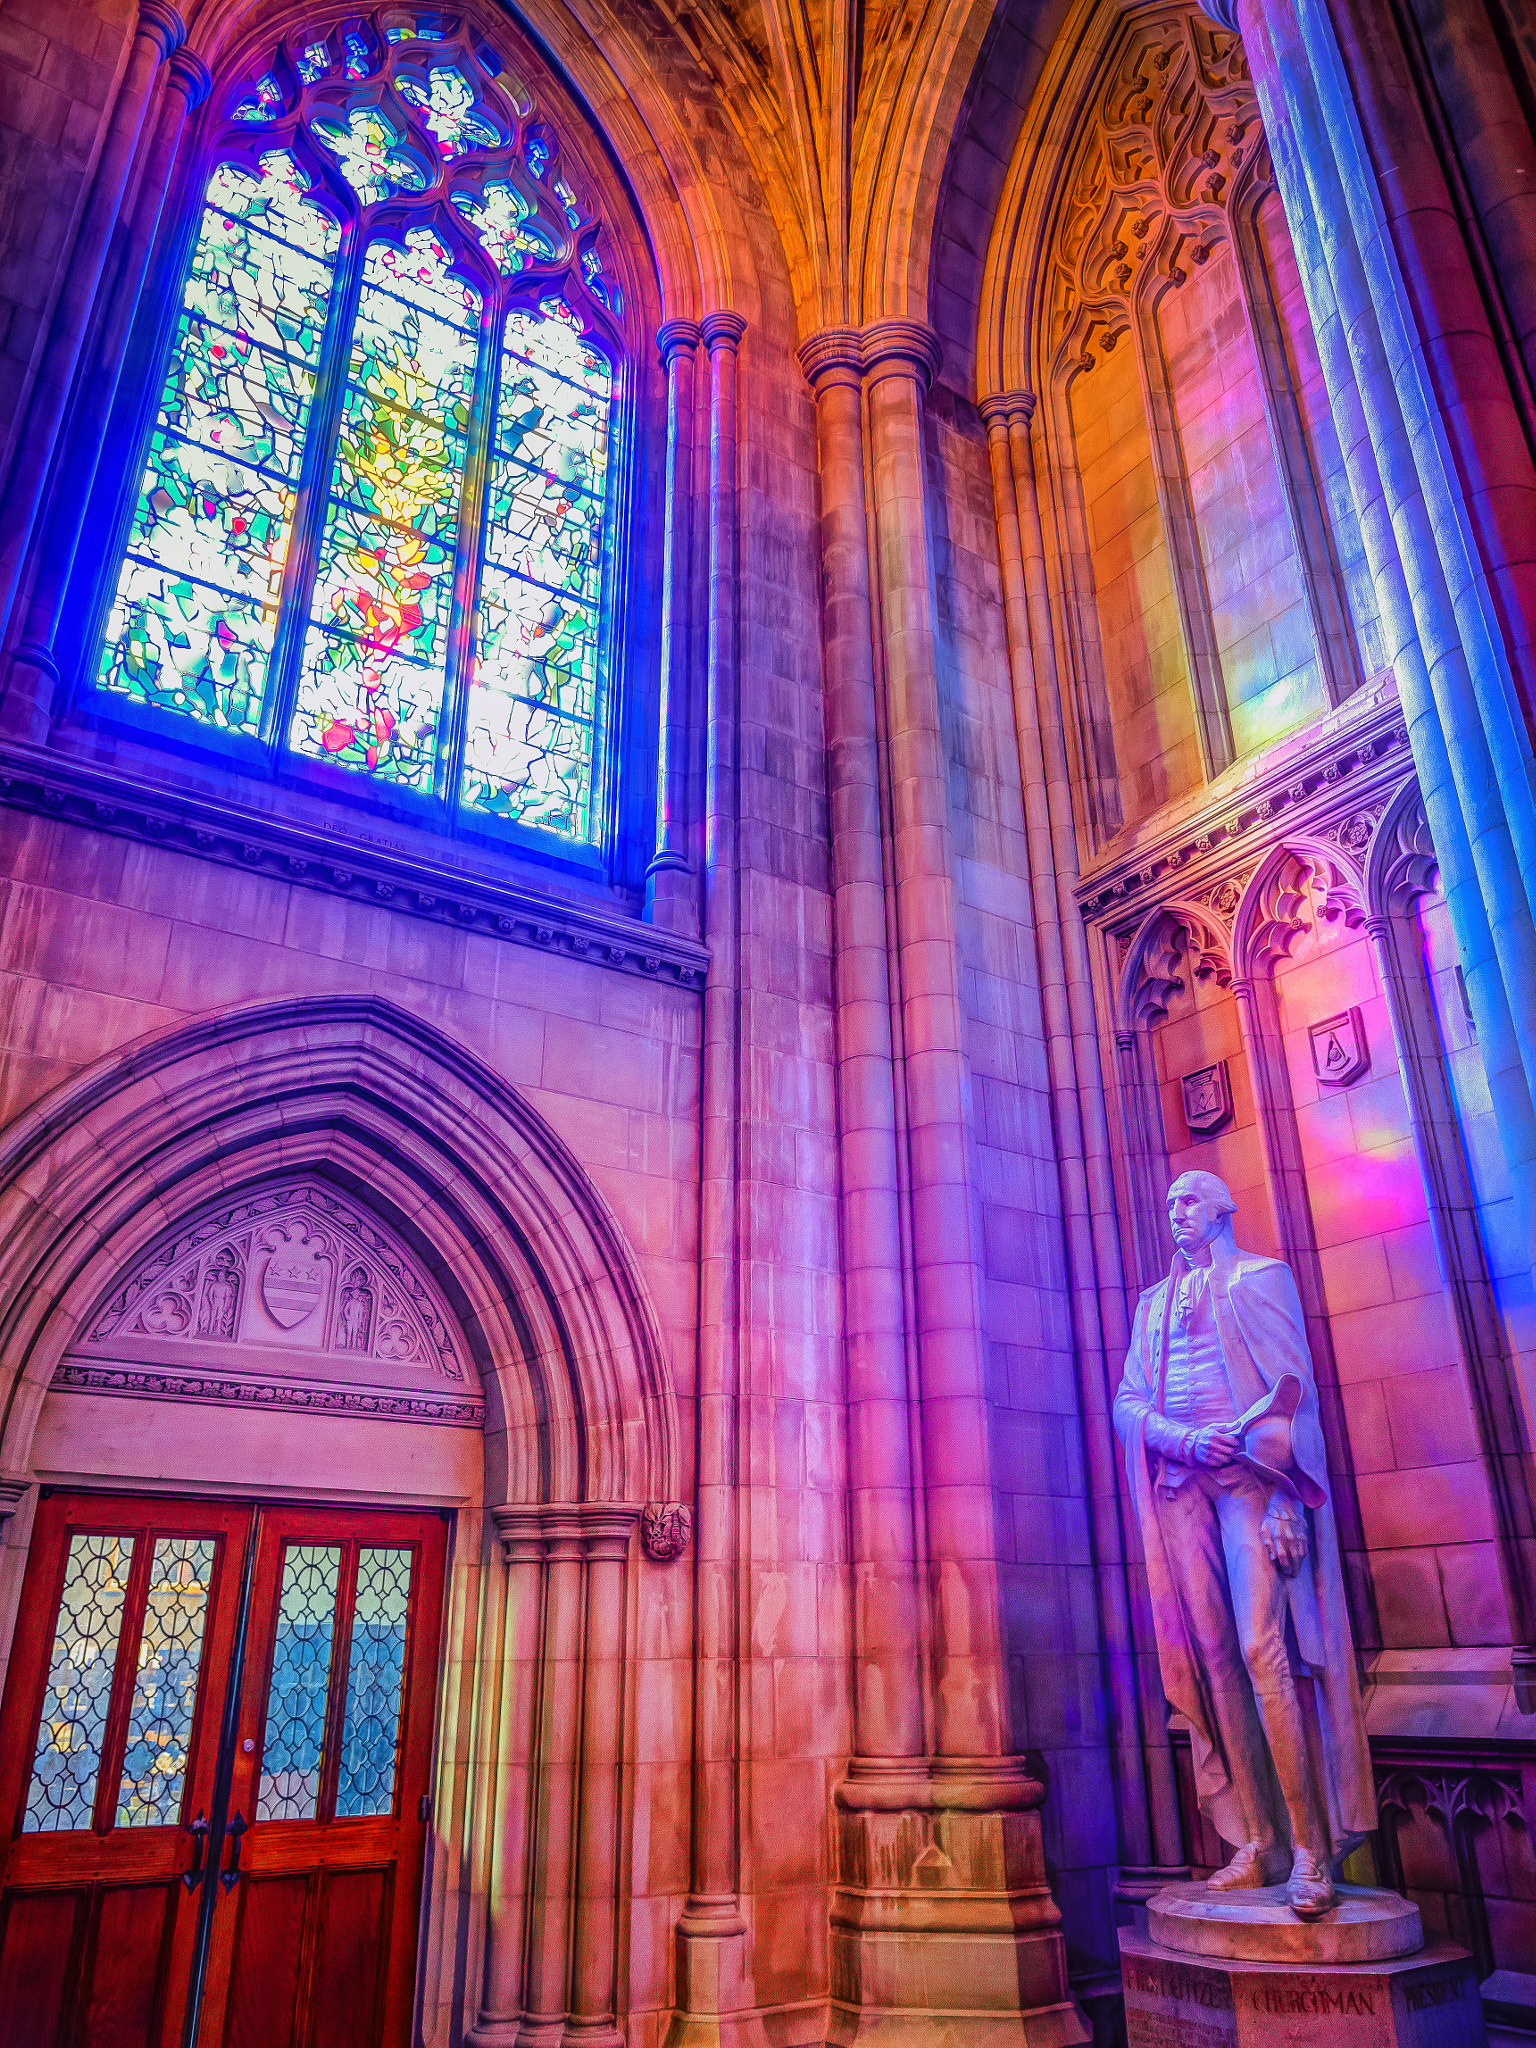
258;1223;330;1330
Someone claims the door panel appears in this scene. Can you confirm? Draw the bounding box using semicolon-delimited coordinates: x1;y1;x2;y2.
0;1495;445;2048
0;1496;249;2048
198;1505;444;2048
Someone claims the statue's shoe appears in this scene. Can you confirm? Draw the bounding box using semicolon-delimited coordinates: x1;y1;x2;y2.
1285;1849;1336;1920
1207;1841;1266;1891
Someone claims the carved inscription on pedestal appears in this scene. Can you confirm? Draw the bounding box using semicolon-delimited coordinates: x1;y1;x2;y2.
1123;1954;1236;2048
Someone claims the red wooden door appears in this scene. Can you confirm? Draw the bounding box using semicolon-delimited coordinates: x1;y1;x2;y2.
194;1506;445;2048
0;1494;250;2048
0;1496;446;2048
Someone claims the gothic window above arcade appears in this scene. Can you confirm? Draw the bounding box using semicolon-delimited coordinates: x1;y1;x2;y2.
94;10;624;846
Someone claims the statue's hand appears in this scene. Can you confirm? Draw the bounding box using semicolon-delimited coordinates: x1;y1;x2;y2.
1261;1493;1309;1577
1192;1423;1243;1467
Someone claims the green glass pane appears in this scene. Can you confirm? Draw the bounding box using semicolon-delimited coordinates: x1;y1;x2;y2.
24;1533;136;1834
335;1547;414;1818
256;1544;341;1823
117;1536;216;1827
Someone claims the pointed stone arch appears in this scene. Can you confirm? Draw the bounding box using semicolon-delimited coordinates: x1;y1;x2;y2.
0;994;680;1512
1115;894;1233;1029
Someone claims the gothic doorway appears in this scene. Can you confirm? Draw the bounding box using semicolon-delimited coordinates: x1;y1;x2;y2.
0;1490;446;2048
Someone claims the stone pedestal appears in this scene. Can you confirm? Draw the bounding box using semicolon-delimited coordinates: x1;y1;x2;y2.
1120;1929;1486;2046
827;1764;1092;2047
1148;1881;1423;1963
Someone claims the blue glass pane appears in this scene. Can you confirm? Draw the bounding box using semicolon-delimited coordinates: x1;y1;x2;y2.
256;1543;341;1823
335;1547;414;1818
24;1533;136;1833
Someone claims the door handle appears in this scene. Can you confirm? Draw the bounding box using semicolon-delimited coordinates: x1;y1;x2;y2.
183;1813;210;1893
220;1811;247;1893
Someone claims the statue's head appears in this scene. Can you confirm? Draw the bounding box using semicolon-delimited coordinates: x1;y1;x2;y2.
1166;1170;1237;1259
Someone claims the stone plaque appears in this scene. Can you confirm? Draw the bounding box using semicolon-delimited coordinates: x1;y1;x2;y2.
1309;1007;1369;1087
1120;1930;1485;2048
1181;1060;1233;1137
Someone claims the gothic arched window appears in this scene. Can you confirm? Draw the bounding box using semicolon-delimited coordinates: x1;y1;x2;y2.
95;11;624;844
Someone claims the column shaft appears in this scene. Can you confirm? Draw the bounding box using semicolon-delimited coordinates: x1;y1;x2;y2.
566;1529;629;2048
520;1537;585;2048
0;0;182;640
648;320;701;931
800;328;924;1765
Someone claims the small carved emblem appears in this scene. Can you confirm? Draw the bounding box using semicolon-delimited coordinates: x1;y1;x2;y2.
1181;1061;1233;1138
260;1246;326;1329
642;1503;693;1562
1309;1008;1369;1087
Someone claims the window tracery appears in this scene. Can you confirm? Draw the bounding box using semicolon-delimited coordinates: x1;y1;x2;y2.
97;9;621;844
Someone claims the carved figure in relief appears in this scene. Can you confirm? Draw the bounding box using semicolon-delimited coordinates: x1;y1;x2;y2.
197;1250;242;1340
1113;1171;1375;1919
336;1266;374;1351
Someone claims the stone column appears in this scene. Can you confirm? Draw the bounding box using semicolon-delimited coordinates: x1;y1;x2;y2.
647;319;702;934
566;1512;636;2048
467;1525;545;2048
981;391;1184;1887
519;1522;585;2048
668;308;751;2048
1212;0;1536;1273
825;322;1087;2048
798;324;925;1770
0;0;184;645
8;42;210;722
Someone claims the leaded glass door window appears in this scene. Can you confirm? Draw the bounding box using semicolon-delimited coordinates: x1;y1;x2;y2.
93;9;623;845
0;1494;447;2048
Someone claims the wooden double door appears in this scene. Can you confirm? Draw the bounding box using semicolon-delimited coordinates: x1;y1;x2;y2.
0;1492;447;2048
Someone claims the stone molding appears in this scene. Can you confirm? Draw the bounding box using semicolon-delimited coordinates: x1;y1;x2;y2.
166;44;211;103
1076;682;1410;928
797;324;865;391
137;0;186;57
492;1501;643;1560
699;309;747;353
858;317;943;390
0;742;709;989
977;389;1037;430
0;1477;26;1525
834;1755;1046;1812
656;317;702;368
52;1360;484;1425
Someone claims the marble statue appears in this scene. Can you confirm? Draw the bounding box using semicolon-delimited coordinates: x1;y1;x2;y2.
1114;1171;1376;1920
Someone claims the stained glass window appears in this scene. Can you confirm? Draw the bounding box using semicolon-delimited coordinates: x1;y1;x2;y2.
93;12;621;847
24;1532;135;1833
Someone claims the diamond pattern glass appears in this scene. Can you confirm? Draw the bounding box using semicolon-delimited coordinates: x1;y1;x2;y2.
289;231;480;787
335;1547;414;1818
462;300;610;835
98;152;339;733
116;1536;216;1827
23;1533;136;1834
256;1544;341;1822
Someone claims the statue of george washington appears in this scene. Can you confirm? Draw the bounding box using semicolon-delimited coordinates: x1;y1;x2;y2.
1114;1170;1376;1920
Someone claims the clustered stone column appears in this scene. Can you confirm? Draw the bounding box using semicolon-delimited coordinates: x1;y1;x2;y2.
647;319;702;933
1200;0;1536;1706
669;307;753;2047
467;1506;641;2048
981;390;1187;1892
799;323;1084;2048
0;0;187;657
10;41;211;708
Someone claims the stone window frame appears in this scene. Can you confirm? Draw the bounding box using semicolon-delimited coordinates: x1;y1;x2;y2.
53;0;652;882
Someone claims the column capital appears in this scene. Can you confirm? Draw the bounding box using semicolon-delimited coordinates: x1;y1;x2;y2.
137;0;187;57
699;309;747;355
860;319;942;392
166;44;211;105
978;390;1037;433
798;325;864;394
656;318;701;370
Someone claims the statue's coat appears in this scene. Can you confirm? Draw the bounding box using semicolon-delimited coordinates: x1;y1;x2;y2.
1114;1244;1376;1855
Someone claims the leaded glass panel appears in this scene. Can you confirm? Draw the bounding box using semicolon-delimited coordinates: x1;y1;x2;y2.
98;153;338;734
116;1535;216;1827
462;301;609;834
335;1547;414;1818
24;1532;136;1834
289;231;480;786
256;1543;341;1823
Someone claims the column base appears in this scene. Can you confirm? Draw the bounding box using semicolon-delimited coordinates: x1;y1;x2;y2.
1120;1928;1485;2045
664;1905;767;2048
826;1761;1093;2048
